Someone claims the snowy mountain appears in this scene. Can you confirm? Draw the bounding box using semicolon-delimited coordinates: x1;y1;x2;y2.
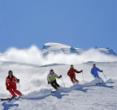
96;48;117;55
42;42;81;56
42;42;117;56
0;42;117;67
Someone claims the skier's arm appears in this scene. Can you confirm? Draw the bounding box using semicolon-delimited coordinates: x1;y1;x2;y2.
75;69;83;73
55;73;62;78
96;67;103;72
47;75;50;84
6;78;10;90
14;76;20;83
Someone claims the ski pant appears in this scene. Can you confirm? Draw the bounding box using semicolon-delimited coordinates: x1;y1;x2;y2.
95;77;104;84
8;88;22;97
69;75;79;84
50;80;60;90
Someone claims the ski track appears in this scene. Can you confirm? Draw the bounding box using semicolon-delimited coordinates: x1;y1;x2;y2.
0;62;117;110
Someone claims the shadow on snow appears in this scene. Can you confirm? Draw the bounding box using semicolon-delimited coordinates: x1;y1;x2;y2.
22;84;88;101
1;79;114;110
2;102;19;110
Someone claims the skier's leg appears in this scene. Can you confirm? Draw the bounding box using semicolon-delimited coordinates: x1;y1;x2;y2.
54;80;60;88
51;82;58;90
69;76;75;83
74;79;79;83
97;76;104;84
8;88;17;97
74;75;79;83
14;89;22;96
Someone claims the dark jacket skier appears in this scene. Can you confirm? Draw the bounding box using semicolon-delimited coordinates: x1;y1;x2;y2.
67;65;83;84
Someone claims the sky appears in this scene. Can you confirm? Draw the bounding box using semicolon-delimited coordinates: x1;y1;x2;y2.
0;0;116;52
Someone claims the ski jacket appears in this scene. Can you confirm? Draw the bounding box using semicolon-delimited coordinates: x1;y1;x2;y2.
67;68;81;77
6;76;19;90
91;67;102;78
47;73;60;83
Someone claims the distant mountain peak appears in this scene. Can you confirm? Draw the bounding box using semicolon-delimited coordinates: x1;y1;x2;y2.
43;42;71;49
41;42;117;57
42;42;81;55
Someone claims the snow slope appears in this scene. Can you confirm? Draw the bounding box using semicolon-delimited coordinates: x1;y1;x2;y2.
1;81;116;110
0;43;117;110
0;62;117;110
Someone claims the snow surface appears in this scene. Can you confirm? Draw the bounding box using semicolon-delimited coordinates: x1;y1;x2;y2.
0;43;117;110
0;62;117;110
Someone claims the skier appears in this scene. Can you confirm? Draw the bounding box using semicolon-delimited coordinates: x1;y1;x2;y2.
91;64;103;78
67;65;83;84
47;69;62;90
91;64;104;84
6;70;22;98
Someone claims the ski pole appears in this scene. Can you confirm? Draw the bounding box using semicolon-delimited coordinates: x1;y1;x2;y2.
82;71;85;82
102;72;107;80
60;77;66;88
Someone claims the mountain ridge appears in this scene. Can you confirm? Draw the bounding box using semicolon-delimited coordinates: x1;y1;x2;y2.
42;42;117;56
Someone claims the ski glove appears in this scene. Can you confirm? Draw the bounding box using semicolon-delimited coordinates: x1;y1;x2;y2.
6;86;9;90
17;79;20;83
59;75;62;78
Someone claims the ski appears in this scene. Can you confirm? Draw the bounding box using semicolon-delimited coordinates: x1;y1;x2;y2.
51;90;57;93
95;83;114;88
0;98;12;101
0;96;20;102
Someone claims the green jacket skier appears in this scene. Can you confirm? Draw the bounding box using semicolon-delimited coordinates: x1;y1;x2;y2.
47;69;62;90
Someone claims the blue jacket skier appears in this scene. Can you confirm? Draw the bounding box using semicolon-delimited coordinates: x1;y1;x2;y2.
91;64;103;78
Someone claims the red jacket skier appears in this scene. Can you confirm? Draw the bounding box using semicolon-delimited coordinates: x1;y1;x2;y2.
6;70;22;98
67;65;83;83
